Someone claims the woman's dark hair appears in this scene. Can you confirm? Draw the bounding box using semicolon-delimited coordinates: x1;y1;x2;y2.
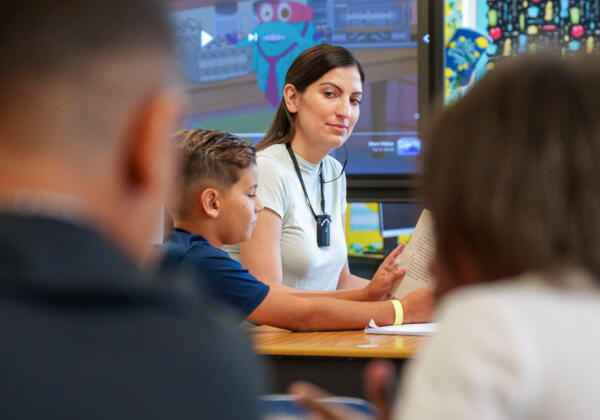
255;44;365;151
422;54;600;288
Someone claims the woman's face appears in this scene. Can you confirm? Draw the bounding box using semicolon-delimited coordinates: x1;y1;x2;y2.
287;65;362;155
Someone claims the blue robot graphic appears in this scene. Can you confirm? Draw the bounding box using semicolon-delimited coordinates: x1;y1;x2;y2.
228;1;321;107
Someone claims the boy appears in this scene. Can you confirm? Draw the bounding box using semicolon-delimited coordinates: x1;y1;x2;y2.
162;129;434;331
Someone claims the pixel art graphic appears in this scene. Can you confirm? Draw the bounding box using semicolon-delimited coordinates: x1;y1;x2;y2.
487;1;600;62
445;1;600;104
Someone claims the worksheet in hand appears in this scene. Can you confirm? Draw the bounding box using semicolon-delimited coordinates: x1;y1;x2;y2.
391;209;436;298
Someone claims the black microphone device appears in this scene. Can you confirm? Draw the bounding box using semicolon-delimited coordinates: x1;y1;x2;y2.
315;214;331;247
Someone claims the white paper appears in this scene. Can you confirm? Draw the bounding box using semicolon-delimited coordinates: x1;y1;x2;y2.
364;319;438;336
390;209;436;298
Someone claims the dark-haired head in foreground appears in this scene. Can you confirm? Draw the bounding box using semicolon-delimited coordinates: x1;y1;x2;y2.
0;0;178;256
422;54;600;294
0;1;265;419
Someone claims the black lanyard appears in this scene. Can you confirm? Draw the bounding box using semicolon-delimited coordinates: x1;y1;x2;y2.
286;142;326;218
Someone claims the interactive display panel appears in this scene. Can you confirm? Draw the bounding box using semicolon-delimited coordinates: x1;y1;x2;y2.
169;0;427;178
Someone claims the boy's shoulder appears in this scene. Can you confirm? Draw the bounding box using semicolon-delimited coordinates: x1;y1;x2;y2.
163;230;228;267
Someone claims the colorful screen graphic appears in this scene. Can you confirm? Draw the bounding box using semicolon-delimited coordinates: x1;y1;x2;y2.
445;1;600;103
169;0;421;175
486;1;600;61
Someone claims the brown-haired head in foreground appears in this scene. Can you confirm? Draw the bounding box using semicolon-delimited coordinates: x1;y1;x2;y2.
256;43;365;152
422;54;600;294
170;129;256;219
0;0;178;259
0;0;173;160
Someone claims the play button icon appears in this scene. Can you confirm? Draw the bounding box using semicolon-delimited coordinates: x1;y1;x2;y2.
201;30;213;47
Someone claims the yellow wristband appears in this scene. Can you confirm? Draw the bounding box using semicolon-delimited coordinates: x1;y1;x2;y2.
391;299;404;326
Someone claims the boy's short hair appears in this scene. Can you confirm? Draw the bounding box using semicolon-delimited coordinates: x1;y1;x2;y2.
170;129;256;219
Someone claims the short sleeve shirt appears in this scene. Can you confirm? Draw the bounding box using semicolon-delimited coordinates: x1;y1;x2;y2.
225;144;348;291
162;229;269;318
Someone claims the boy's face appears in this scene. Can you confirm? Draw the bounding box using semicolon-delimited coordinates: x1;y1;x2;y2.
217;165;263;245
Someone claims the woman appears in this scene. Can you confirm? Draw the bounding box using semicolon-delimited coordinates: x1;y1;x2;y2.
226;44;422;296
291;54;600;419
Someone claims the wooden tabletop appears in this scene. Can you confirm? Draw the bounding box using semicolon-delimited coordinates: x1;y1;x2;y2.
250;326;428;359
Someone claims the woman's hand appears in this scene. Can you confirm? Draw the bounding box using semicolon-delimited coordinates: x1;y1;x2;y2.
363;243;406;301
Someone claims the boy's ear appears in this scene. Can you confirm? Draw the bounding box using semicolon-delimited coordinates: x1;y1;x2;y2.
283;83;299;114
197;188;220;219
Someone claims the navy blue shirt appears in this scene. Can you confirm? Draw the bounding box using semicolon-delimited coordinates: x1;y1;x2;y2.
162;229;270;318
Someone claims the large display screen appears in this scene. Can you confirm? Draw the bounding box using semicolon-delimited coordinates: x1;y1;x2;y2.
169;0;423;176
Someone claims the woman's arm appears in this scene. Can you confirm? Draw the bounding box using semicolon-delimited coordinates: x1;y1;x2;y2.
336;214;371;289
240;208;284;286
238;212;436;325
240;209;407;301
337;260;371;289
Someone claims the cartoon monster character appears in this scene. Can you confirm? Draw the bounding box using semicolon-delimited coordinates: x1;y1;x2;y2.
228;1;321;107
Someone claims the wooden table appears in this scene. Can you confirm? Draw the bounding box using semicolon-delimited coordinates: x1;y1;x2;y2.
250;326;428;398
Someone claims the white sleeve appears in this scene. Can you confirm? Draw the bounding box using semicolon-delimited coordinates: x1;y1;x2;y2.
256;155;289;219
394;291;540;420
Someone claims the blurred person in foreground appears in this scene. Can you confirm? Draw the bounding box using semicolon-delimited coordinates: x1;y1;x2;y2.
0;1;265;419
290;54;600;420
